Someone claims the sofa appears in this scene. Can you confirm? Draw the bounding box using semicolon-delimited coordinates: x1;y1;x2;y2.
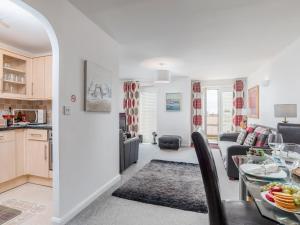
119;130;140;173
219;123;300;179
218;125;275;179
277;123;300;144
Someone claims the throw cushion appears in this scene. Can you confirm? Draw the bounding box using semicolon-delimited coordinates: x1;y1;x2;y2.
246;124;256;133
236;130;247;145
254;126;270;136
255;134;268;147
243;133;257;146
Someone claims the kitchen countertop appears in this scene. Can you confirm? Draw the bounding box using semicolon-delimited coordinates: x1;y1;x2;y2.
0;124;52;131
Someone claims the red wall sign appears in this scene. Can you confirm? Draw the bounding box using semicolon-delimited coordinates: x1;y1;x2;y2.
71;94;77;103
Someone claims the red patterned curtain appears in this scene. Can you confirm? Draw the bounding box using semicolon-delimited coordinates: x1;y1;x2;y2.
123;81;140;136
191;81;202;134
233;79;246;132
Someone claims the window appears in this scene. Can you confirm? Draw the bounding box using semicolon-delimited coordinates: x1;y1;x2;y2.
139;91;157;143
206;89;219;138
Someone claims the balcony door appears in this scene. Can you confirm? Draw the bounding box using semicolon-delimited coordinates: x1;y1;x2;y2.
204;88;233;140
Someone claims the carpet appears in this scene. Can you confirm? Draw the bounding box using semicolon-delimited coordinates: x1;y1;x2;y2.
112;159;208;213
0;205;21;225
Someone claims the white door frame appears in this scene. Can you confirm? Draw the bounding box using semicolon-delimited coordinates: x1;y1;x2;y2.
12;0;60;220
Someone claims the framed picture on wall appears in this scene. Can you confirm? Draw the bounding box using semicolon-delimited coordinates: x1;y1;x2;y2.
84;60;112;112
166;93;182;112
248;85;259;118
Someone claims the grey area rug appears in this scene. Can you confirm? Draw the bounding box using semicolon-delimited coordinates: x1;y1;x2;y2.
0;205;21;225
112;159;208;213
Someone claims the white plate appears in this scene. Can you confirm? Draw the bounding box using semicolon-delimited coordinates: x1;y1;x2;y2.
240;163;287;179
261;191;300;213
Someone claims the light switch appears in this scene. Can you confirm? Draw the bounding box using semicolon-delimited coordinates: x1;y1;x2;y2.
63;106;71;115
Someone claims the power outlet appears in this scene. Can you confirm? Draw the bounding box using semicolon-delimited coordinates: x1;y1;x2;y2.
63;106;71;115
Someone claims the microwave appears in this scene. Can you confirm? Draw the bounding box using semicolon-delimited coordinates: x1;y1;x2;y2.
13;109;47;124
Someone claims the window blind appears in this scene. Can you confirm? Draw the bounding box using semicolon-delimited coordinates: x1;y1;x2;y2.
139;91;157;143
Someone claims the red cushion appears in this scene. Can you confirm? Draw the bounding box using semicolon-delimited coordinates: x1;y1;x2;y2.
254;126;270;136
246;125;255;133
255;134;268;147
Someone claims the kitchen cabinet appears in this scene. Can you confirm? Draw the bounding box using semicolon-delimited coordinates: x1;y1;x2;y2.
25;129;49;178
0;129;52;193
15;129;25;177
44;56;52;99
31;55;52;99
0;48;52;100
0;49;32;99
0;131;16;183
26;140;49;178
32;57;45;99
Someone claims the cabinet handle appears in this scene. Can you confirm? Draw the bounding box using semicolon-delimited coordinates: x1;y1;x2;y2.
44;145;47;161
32;82;33;96
31;133;42;137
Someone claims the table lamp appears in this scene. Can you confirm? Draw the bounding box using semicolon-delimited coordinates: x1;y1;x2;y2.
274;104;297;123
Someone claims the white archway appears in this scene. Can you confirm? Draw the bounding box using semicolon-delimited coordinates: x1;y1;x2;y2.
11;0;60;220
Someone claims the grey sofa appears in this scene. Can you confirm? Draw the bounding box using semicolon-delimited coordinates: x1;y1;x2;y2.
219;123;300;179
119;130;140;173
277;123;300;144
218;125;275;179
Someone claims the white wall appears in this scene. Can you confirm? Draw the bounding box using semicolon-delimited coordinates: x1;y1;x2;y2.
118;80;125;113
248;38;300;127
141;77;191;146
20;0;120;224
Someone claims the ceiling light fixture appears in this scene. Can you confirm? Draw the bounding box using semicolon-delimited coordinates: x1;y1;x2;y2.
155;69;171;84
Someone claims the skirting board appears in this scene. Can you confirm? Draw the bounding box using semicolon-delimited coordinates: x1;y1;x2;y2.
51;174;121;225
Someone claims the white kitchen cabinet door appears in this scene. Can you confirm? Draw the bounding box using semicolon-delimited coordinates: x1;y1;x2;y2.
26;140;49;178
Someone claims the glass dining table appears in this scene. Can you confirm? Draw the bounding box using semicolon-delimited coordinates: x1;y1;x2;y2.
232;155;300;225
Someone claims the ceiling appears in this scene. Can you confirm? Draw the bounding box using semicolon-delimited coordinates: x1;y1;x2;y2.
0;0;51;55
69;0;300;81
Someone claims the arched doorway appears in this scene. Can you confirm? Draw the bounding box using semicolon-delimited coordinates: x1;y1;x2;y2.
2;0;60;223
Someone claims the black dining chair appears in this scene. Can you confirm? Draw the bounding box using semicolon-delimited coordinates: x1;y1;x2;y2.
191;131;278;225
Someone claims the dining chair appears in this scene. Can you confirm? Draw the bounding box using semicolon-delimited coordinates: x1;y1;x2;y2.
191;131;278;225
